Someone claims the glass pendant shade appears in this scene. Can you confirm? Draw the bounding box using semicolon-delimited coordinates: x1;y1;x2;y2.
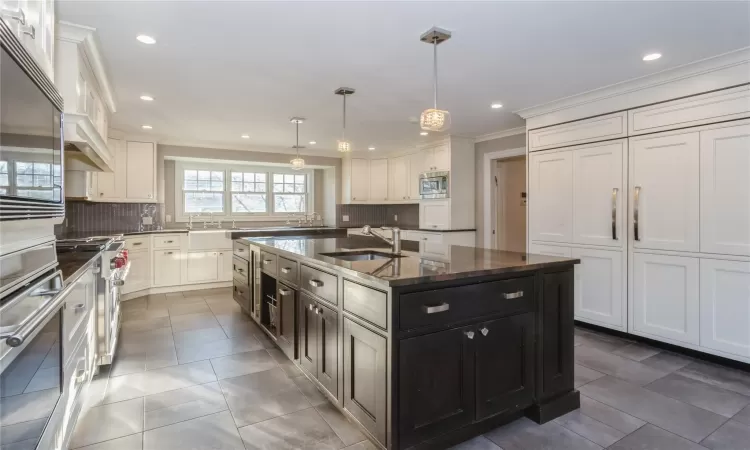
290;157;305;170
337;140;351;153
420;108;450;132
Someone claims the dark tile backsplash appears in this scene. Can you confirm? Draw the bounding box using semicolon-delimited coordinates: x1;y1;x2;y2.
55;201;161;237
336;204;419;228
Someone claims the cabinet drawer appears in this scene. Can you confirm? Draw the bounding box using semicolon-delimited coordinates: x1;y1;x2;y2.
232;256;250;285
301;264;338;305
344;280;388;330
278;256;298;285
529;111;627;152
153;234;182;249
124;236;150;251
260;251;277;275
399;277;534;331
409;231;443;244
233;241;250;260
233;282;251;312
63;280;93;365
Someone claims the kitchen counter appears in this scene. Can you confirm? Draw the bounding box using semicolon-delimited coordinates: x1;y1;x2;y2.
58;250;102;285
241;236;577;287
345;226;477;233
56;229;189;240
227;226;347;239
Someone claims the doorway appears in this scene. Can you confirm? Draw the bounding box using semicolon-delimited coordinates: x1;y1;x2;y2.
491;155;527;251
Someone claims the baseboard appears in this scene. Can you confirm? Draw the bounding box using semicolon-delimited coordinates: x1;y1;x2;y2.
121;281;232;301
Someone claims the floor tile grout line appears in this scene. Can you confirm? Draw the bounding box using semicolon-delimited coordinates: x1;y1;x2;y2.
69;432;144;450
550;412;622;450
640;373;750;419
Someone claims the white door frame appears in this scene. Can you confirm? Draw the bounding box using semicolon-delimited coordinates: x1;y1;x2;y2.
483;147;526;248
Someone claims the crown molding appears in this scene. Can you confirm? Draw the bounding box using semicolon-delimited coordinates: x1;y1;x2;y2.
515;47;750;121
474;127;526;143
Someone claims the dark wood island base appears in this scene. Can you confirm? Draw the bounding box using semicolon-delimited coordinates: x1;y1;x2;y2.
232;237;580;450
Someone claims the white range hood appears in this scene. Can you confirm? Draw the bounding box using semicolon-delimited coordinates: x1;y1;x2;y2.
55;21;117;172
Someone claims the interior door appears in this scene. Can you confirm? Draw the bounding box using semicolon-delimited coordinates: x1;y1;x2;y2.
629;133;700;252
317;302;338;399
529;150;573;243
573;140;626;247
572;248;625;330
475;313;535;420
299;293;318;375
700;124;750;256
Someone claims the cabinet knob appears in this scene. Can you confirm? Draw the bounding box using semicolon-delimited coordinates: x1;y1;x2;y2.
480;327;489;336
100;193;103;196
465;331;475;340
148;194;153;198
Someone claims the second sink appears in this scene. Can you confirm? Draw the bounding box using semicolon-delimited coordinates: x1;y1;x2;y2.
320;250;403;262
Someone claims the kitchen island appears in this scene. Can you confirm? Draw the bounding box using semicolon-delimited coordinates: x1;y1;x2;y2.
231;236;580;450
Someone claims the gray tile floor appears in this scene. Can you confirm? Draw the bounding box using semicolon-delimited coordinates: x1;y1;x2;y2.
71;289;750;450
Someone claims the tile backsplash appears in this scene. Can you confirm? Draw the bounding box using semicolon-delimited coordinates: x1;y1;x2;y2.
56;201;161;237
336;204;419;228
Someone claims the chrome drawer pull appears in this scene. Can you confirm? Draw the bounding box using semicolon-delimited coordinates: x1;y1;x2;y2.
422;303;449;314
74;303;85;311
503;291;524;300
132;242;142;246
165;240;174;243
263;259;273;265
281;267;292;274
279;288;292;296
309;279;324;288
634;186;641;241
235;267;244;273
612;188;618;241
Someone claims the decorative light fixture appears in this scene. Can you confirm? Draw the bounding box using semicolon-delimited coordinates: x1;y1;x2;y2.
136;35;156;44
290;117;305;170
420;27;451;132
335;87;355;152
643;52;662;61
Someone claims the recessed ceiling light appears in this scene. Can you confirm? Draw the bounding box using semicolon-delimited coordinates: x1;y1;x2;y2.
368;146;376;151
140;95;154;101
241;134;250;139
420;131;428;136
141;125;152;130
491;103;503;109
643;52;662;61
137;35;156;44
309;141;316;145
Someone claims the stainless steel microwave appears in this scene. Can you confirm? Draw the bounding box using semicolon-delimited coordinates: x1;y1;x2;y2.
0;21;65;221
419;171;449;199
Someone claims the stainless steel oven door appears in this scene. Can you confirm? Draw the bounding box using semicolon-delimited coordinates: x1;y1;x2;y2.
419;171;449;199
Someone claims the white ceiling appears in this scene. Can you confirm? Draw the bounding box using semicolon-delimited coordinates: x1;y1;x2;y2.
57;1;750;155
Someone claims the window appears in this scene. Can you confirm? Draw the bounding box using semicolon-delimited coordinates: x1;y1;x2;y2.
273;174;307;213
13;161;60;200
0;161;8;195
231;172;267;213
183;170;224;213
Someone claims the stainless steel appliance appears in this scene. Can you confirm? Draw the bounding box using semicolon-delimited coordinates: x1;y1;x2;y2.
419;170;450;199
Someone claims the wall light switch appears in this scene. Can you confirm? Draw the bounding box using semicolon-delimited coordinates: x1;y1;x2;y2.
394;214;398;222
342;215;349;222
142;217;153;225
166;214;172;222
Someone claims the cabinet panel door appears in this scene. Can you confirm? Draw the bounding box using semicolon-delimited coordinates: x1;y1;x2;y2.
700;124;750;256
573;140;625;247
343;318;387;445
277;284;297;360
186;251;219;283
631;252;699;344
529;243;572;258
399;326;473;449
97;138;125;199
388;156;408;201
572;248;625;330
419;200;451;230
700;259;750;358
432;145;450;171
408;152;424;200
529;151;573;243
539;269;575;401
153;250;181;287
630;133;700;252
475;313;535;420
125;141;155;200
299;294;318;375
317;302;338;399
219;250;233;282
123;250;150;294
350;158;370;202
369;159;389;202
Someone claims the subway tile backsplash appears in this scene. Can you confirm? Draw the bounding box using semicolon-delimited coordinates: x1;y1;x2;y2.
55;201;161;237
336;204;419;228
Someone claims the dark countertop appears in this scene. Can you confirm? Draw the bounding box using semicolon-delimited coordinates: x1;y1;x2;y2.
345;226;477;233
58;251;101;285
241;236;578;287
227;227;347;239
57;229;189;240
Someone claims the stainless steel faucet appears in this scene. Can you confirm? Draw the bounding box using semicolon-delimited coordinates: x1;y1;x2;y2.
361;225;402;255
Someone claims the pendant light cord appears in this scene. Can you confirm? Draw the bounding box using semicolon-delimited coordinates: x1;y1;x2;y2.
433;39;438;109
295;121;300;157
342;93;347;139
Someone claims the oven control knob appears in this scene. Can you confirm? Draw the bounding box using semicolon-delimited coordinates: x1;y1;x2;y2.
121;249;128;262
114;257;125;269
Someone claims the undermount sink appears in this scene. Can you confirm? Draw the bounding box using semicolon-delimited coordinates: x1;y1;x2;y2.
320;250;403;262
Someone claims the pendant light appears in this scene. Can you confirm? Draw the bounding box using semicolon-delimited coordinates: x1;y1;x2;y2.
420;27;451;132
290;117;305;170
335;87;355;153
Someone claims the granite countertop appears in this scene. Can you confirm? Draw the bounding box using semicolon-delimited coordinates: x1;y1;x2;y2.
58;251;102;285
242;236;579;287
227;226;347;239
57;229;189;240
344;226;477;233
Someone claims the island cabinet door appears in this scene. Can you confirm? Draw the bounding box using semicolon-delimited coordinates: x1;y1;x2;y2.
474;313;535;421
277;284;297;360
398;326;474;448
299;293;318;375
317;302;339;399
538;269;575;401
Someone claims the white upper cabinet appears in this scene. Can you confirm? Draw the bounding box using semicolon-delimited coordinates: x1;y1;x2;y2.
529;112;627;152
700;258;750;358
631;252;699;345
2;0;55;79
422;143;450;171
388;156;408;201
573;247;625;331
369;159;389;202
342;158;370;203
125;141;156;201
629;132;700;252
529;150;573;243
573;140;626;247
700;124;750;256
96;138;126;199
407;152;424;200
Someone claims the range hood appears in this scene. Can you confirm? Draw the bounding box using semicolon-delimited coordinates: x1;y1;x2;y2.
56;22;116;172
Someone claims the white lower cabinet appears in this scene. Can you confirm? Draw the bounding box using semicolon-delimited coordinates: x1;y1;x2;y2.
123;250;151;294
529;243;572;258
220;250;233;282
700;258;750;358
419;200;451;230
187;251;220;283
572;248;625;331
631;252;699;345
153;250;182;287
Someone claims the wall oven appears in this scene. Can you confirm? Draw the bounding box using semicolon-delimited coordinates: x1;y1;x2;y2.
0;22;65;221
419;171;450;199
